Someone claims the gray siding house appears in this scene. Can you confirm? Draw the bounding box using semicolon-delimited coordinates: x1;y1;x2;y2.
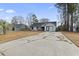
12;24;27;31
30;22;56;32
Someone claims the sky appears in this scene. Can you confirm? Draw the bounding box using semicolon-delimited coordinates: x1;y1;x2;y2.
0;3;58;23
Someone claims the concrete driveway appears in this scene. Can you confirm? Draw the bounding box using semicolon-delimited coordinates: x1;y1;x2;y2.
0;32;79;56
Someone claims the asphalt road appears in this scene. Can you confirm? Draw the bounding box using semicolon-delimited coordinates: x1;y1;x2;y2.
0;32;79;56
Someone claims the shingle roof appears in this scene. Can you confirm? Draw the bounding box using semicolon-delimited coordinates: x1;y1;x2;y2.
30;22;56;27
15;24;27;28
30;23;44;27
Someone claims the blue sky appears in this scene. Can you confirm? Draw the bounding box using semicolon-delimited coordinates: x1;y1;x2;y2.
0;3;58;23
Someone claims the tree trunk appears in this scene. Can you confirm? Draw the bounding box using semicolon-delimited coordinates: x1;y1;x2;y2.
63;4;67;31
70;13;73;32
66;13;69;31
3;27;6;35
66;4;69;31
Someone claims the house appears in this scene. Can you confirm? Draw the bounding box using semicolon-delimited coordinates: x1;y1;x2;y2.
12;24;28;31
30;22;56;32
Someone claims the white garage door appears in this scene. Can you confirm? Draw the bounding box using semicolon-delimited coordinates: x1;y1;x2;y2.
46;26;55;32
45;23;56;32
49;27;53;32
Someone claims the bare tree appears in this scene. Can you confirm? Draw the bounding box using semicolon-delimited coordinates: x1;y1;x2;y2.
55;3;77;31
11;16;25;25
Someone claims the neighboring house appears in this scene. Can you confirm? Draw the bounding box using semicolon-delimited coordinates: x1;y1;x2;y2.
30;22;56;32
12;24;27;31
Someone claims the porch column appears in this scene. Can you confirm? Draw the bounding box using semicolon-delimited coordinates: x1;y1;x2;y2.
44;26;46;31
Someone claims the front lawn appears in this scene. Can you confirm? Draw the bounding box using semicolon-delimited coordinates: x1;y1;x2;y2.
0;31;41;43
62;32;79;47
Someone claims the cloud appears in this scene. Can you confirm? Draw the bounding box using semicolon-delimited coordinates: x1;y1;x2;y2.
0;8;16;13
0;9;4;12
5;9;16;13
49;5;54;9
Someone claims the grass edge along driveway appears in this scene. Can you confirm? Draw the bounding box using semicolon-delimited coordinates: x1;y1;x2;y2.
62;32;79;47
0;31;41;43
